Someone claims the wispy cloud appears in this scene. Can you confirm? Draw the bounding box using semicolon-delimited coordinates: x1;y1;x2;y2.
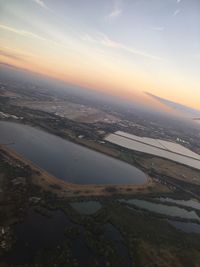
82;33;120;48
0;24;46;41
106;0;122;20
0;49;27;62
0;24;72;53
0;45;36;58
32;0;51;11
152;27;165;32
173;9;181;16
177;0;181;3
82;32;163;61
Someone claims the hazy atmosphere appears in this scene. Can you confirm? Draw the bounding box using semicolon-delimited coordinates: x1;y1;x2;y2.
0;0;200;109
0;2;200;267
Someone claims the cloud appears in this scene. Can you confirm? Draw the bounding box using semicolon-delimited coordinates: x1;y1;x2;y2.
0;49;27;62
32;0;51;11
108;8;122;19
0;24;46;41
152;27;165;31
177;0;181;3
0;24;71;52
82;32;163;61
82;33;120;48
173;9;181;16
0;45;36;58
106;0;122;20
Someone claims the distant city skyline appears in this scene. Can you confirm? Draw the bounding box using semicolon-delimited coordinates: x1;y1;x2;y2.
0;0;199;109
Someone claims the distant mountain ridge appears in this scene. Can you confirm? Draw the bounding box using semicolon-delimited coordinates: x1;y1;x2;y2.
145;92;200;118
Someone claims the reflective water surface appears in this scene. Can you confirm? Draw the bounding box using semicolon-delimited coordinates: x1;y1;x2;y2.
0;121;147;184
119;199;200;221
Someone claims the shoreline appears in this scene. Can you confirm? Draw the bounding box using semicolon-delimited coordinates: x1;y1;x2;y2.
0;119;199;198
0;144;159;198
1;119;199;175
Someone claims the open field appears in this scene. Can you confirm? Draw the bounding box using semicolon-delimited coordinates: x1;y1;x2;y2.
15;100;120;124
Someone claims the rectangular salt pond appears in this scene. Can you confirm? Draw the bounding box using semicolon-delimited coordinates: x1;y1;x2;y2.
114;131;200;160
105;132;200;170
115;131;165;149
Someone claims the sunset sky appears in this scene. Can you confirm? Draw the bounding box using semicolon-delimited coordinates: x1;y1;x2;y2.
0;0;199;109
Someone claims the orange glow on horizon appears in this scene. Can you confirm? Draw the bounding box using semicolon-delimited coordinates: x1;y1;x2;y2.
0;54;199;112
0;0;199;113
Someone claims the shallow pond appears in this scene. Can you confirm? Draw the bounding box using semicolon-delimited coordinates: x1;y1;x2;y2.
158;197;200;211
120;199;200;221
103;223;132;267
70;201;102;215
2;208;133;266
2;209;98;266
3;210;74;264
168;220;200;234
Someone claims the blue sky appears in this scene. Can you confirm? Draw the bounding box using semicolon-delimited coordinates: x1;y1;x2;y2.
0;0;200;109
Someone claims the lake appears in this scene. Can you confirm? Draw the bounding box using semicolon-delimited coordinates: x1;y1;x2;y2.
0;121;147;184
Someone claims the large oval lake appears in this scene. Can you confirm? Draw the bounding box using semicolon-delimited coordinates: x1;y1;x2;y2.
0;121;147;184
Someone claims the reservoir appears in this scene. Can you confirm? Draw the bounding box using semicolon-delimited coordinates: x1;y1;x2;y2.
0;121;147;184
